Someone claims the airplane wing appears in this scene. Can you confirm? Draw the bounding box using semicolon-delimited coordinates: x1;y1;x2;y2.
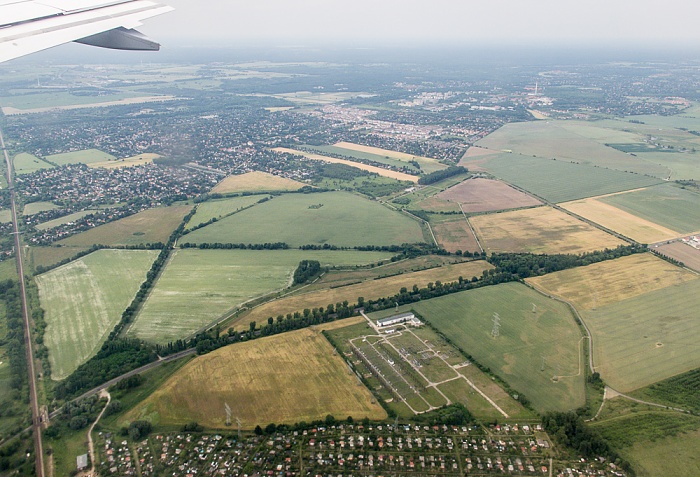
0;0;173;63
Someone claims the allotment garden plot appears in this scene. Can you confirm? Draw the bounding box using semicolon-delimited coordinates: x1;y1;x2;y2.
128;249;394;344
183;191;425;248
470;206;624;254
124;326;386;429
35;249;157;380
409;283;586;413
328;318;528;421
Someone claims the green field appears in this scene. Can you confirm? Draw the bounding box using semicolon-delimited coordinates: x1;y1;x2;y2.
0;90;146;110
36;249;158;380
22;201;58;216
59;205;192;247
472;152;662;203
185;195;267;230
476;121;668;177
128;249;394;344
13;152;54;175
45;149;117;166
629;367;700;414
35;210;94;231
592;406;700;477
407;283;586;412
581;279;700;392
600;184;700;234
303;145;421;173
29;246;92;271
0;260;16;281
0;209;11;223
183;191;425;247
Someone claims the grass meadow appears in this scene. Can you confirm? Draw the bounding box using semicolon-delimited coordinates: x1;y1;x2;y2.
0;260;16;281
13;153;54;175
211;171;304;194
183;191;425;247
581;279;700;392
35;210;95;231
334;142;446;173
476;121;668;177
185;195;267;230
470;206;625;254
36;249;157;380
29;246;92;271
409;282;586;412
303;144;420;173
22;201;58;216
45;149;117;166
123;327;386;429
232;260;492;331
475;152;663;203
0;210;10;223
128;249;394;343
59;205;192;247
599;184;700;235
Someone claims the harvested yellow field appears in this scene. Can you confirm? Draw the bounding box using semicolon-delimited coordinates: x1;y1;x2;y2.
561;197;680;244
124;327;386;428
232;261;492;330
88;153;159;169
526;253;697;311
211;171;305;194
471;206;625;254
334;141;442;168
273;147;419;182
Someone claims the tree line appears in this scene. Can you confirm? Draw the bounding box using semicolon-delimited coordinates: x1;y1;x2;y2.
417;166;467;185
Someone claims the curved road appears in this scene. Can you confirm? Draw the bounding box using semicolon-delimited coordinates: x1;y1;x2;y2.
1;127;44;477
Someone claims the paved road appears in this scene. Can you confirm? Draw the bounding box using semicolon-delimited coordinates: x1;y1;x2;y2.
1;127;45;477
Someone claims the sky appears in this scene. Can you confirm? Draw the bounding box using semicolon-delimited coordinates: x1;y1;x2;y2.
141;0;700;48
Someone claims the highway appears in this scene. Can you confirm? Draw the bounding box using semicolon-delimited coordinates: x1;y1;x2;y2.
1;127;45;477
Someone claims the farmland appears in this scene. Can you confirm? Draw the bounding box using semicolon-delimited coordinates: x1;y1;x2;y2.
35;249;157;380
470;206;625;254
472;152;662;203
128;249;394;343
231;260;492;331
476;121;668;177
431;219;481;253
87;153;159;169
561;194;680;244
58;205;192;247
580;279;700;392
123;327;387;428
45;149;117;166
304;144;420;173
0;259;16;281
185;195;267;230
273;147;419;182
655;241;700;272
408;282;586;412
599;184;700;235
13;152;54;174
183;191;425;248
28;245;92;271
526;253;698;311
211;171;304;194
437;178;541;213
334;141;447;173
0;210;10;223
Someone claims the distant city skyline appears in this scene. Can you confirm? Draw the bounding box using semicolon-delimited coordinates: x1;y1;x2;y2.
142;0;700;48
